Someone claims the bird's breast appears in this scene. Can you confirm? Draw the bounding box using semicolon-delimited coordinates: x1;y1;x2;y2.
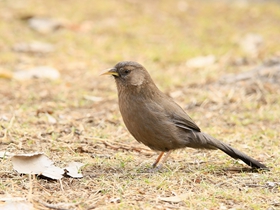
118;93;183;151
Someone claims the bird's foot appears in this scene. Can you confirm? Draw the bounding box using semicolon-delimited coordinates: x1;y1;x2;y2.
147;164;163;173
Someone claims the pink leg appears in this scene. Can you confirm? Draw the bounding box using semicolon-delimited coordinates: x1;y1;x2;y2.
159;151;172;166
152;151;172;168
152;152;164;168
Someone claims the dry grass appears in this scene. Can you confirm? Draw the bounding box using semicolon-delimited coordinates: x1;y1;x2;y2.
0;0;280;209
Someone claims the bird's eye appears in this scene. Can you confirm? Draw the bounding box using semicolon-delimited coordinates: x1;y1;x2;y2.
119;68;131;77
124;70;131;74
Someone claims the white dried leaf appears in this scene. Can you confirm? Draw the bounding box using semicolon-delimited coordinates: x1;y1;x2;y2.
186;55;216;68
159;193;190;203
84;95;103;102
64;162;84;178
109;197;121;203
42;165;64;180
0;151;14;158
13;41;54;54
46;113;57;124
28;17;63;33
1;115;9;121
159;195;182;203
169;90;183;98
239;33;263;55
0;197;33;210
266;181;278;188
13;66;60;80
11;153;64;180
11;153;52;174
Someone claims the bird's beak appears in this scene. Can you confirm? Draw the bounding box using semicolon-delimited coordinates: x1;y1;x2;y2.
100;68;119;77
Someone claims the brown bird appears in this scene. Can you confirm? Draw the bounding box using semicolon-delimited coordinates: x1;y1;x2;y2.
102;61;268;169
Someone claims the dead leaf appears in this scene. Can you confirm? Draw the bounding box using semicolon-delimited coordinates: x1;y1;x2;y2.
11;153;83;180
0;197;33;210
36;108;54;116
169;90;183;98
27;17;63;33
109;197;121;203
11;153;52;174
159;193;190;203
46;113;57;124
186;55;216;68
13;41;54;54
11;153;63;179
41;165;64;180
13;66;60;80
64;162;84;178
239;33;263;56
84;95;103;102
0;151;14;158
266;181;279;188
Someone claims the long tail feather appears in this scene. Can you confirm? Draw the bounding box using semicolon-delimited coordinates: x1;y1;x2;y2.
194;132;268;169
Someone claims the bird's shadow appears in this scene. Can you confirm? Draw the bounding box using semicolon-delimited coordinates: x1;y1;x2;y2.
217;167;267;174
83;160;269;178
136;162;269;174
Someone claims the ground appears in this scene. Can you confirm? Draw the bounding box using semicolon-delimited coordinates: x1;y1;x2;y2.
0;0;279;209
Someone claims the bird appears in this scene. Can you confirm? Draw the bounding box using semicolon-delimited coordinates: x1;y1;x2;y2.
101;61;268;169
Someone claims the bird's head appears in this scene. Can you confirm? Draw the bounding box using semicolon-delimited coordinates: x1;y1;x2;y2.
101;61;151;87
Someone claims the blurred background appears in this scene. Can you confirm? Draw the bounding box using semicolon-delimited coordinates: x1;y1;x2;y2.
1;0;280;123
0;0;280;148
1;0;280;79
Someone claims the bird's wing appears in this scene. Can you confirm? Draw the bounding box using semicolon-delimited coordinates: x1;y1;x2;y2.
161;96;201;132
171;113;201;132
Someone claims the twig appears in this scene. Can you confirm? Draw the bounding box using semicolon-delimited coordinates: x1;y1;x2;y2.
59;179;64;192
89;136;154;155
27;174;33;202
102;141;154;155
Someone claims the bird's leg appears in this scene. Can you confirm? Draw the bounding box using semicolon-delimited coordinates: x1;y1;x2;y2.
152;152;165;168
157;150;172;168
152;151;172;169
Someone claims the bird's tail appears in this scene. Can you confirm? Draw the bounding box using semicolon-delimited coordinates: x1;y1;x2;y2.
194;132;268;169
